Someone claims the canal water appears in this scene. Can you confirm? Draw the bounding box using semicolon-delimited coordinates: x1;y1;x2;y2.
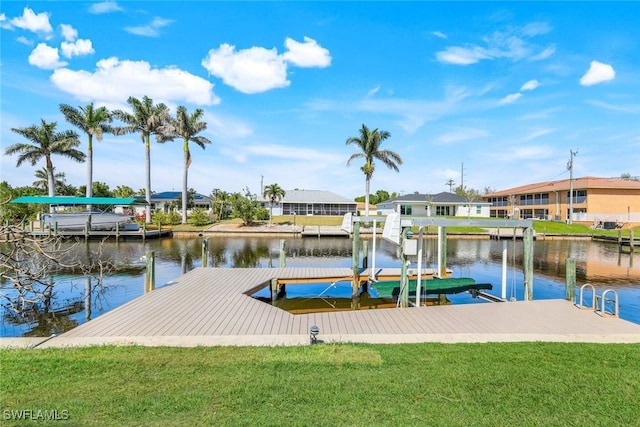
1;235;639;337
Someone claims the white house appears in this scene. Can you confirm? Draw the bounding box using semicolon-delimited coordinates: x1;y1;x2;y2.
259;189;357;216
376;192;491;217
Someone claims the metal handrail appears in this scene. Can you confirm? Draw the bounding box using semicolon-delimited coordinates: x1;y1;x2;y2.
577;284;596;310
596;289;619;318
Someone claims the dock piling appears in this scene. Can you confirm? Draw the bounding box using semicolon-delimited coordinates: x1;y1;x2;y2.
144;250;155;293
202;237;209;268
565;258;576;301
279;239;286;267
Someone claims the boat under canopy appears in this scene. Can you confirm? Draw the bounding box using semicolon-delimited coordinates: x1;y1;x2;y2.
11;196;147;231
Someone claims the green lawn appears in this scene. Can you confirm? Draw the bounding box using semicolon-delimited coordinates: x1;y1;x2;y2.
2;343;639;426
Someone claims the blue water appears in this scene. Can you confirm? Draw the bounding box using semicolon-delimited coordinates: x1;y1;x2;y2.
1;236;638;337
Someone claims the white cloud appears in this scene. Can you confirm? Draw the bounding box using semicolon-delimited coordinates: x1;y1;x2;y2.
282;36;331;68
432;31;447;39
531;45;555;61
434;128;490;145
367;85;381;97
17;36;33;46
520;79;539;91
524;128;555;141
28;43;67;69
500;93;522;105
202;37;331;94
436;22;554;65
580;61;615;86
61;39;95;58
202;44;289;94
124;17;172;37
50;57;220;106
60;24;77;42
10;7;53;35
89;2;123;14
436;46;491;65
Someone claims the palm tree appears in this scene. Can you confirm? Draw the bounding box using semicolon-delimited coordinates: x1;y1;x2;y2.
159;106;211;224
262;183;286;225
346;124;402;219
5;119;85;198
112;96;170;223
59;103;113;200
33;167;66;194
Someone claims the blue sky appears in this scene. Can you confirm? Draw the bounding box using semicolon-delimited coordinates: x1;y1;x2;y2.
1;1;639;199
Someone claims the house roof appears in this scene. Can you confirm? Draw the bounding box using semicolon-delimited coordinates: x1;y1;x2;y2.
485;176;640;197
150;191;211;202
259;189;355;204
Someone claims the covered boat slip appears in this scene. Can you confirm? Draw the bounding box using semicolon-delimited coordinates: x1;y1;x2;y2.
9;196;166;238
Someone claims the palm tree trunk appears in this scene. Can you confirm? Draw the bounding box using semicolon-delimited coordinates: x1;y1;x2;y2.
86;136;93;211
365;177;371;221
182;143;189;224
145;136;151;223
46;156;55;213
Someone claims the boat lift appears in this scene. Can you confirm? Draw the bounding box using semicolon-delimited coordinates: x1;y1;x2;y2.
342;213;534;308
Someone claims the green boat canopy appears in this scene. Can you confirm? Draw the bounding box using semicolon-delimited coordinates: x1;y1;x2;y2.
10;196;148;205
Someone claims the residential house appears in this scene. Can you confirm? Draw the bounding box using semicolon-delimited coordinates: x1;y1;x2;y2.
376;192;491;217
259;189;357;216
482;176;640;226
133;191;212;215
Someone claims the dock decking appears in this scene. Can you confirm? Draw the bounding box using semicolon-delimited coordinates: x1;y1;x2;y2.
20;267;640;348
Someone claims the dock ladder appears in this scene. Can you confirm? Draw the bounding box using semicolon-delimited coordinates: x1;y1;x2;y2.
576;284;619;318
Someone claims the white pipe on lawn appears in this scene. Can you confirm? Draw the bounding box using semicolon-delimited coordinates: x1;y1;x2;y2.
501;239;507;300
416;228;423;307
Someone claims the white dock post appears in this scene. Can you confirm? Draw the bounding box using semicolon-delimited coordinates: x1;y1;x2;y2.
501;240;507;300
371;220;377;281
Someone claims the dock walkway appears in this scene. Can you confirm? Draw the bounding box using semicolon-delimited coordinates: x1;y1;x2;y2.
5;267;638;348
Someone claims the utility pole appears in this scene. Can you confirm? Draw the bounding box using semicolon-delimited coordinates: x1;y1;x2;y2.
568;150;578;224
460;162;465;192
446;179;455;192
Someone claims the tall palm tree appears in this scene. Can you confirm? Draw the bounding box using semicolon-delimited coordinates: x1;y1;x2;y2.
112;96;170;223
5;119;85;199
159;106;211;224
346;124;402;219
262;183;286;225
59;102;113;200
33;167;66;194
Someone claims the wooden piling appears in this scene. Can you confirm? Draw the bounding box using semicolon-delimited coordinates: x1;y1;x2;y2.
565;258;576;301
202;237;209;268
523;226;534;301
279;239;286;267
144;250;155;293
351;221;360;297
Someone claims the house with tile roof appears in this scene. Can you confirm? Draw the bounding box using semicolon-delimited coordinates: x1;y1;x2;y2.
376;192;490;218
482;176;640;226
259;189;357;216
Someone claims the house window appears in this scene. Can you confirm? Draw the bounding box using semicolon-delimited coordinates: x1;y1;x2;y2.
400;205;412;215
566;190;587;204
476;206;482;214
436;206;450;216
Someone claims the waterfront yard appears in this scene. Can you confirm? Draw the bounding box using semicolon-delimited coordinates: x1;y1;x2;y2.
1;343;639;426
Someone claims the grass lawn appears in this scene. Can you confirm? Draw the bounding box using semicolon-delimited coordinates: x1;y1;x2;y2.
2;343;639;426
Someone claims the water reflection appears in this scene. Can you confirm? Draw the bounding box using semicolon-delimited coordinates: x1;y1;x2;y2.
1;235;638;337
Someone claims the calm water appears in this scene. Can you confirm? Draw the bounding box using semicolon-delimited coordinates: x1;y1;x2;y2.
1;235;639;337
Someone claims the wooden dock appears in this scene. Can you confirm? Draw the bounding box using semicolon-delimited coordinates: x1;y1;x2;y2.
23;267;640;348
